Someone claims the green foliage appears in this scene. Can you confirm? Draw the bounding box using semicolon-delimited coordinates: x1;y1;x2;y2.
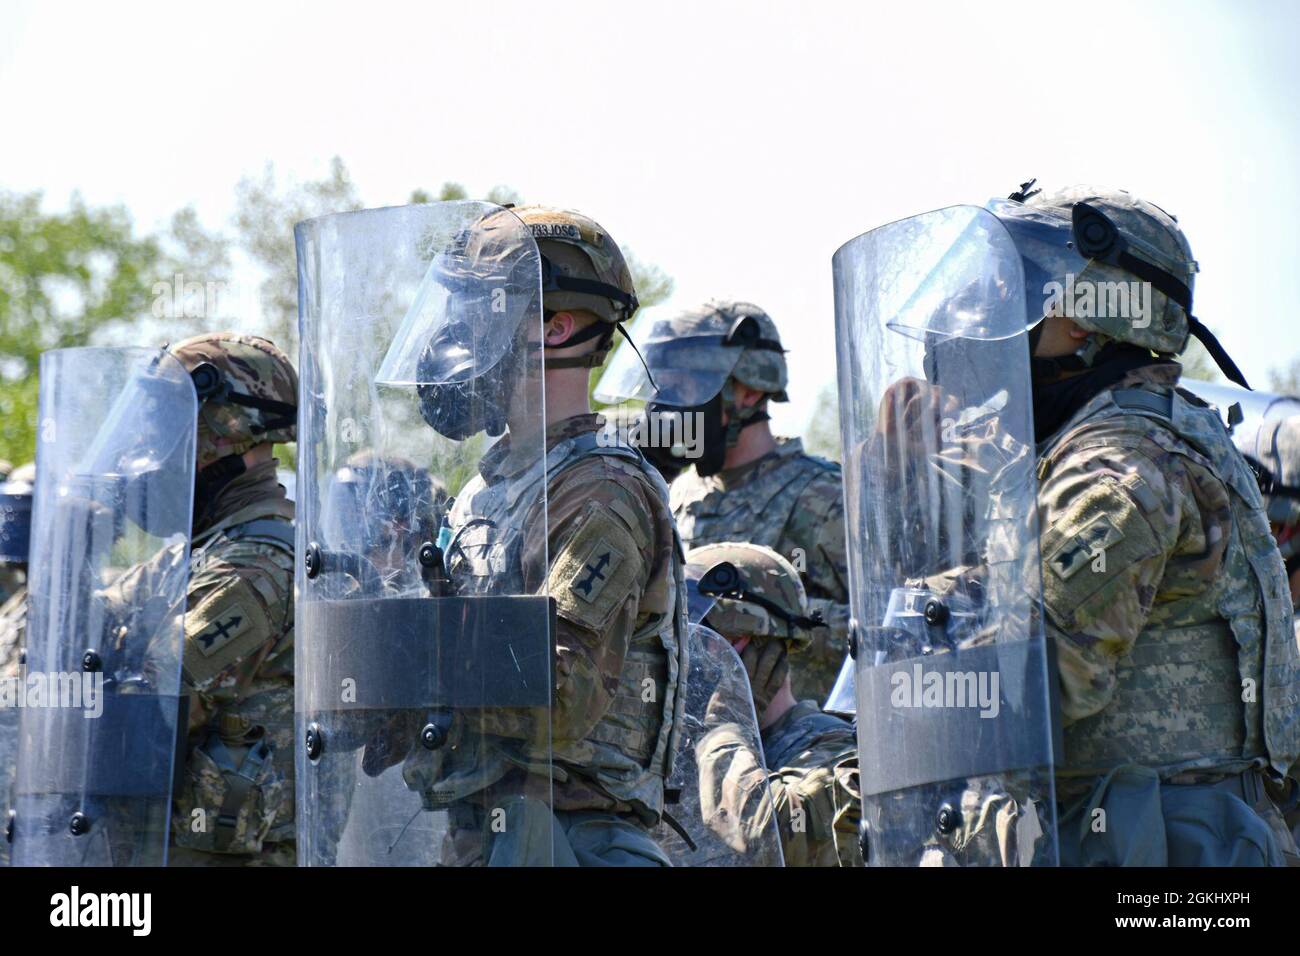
1267;355;1300;395
802;384;843;462
0;190;167;463
232;156;363;356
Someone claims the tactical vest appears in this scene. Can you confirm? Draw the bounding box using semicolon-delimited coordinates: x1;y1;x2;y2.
672;443;838;553
448;430;688;820
1039;386;1300;779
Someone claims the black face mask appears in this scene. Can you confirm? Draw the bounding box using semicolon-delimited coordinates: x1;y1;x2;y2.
1030;342;1163;444
193;453;246;531
416;323;524;441
643;394;728;477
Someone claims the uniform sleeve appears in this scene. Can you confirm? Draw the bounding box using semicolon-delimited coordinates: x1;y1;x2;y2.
790;471;852;692
1038;437;1183;723
478;465;661;746
182;541;292;700
695;722;781;851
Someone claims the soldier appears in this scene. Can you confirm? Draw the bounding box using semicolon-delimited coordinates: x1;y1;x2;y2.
0;462;34;679
596;300;849;701
296;201;687;867
93;333;298;866
1244;415;1300;624
835;185;1299;866
0;461;32;865
688;542;861;866
1007;184;1299;865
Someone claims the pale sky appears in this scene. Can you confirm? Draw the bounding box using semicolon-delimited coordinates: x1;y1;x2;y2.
3;0;1298;435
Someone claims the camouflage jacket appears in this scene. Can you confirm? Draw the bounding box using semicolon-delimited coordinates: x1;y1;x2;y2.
696;700;862;866
443;414;687;824
0;584;25;681
100;462;295;857
671;438;849;701
1036;364;1300;791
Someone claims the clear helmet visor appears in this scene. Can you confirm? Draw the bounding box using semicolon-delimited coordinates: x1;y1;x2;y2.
595;314;742;407
375;204;541;387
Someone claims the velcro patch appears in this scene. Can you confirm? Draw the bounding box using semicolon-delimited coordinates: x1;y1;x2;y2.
549;504;645;635
569;538;626;604
1046;513;1125;581
193;603;250;658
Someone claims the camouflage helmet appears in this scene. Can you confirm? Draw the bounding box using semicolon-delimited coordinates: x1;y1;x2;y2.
511;205;639;327
1015;185;1196;355
1247;415;1300;532
685;542;822;647
169;332;298;468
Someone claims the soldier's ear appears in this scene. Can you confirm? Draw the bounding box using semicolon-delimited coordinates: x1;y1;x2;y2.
544;311;578;346
732;382;765;409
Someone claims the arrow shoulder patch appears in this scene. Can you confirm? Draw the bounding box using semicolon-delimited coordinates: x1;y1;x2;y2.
549;501;645;635
183;576;277;690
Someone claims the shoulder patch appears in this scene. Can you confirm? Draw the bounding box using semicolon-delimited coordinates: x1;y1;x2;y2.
549;502;646;634
183;579;277;690
193;603;250;657
1045;513;1125;582
568;536;626;605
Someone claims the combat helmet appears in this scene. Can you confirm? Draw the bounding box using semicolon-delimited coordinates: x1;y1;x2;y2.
990;181;1249;387
685;541;825;647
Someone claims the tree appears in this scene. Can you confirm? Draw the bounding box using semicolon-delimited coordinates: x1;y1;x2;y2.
1267;355;1300;395
802;383;843;462
0;191;169;464
231;156;363;356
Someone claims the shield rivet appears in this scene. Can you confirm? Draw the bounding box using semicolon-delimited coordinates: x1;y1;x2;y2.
421;722;447;751
305;542;322;579
935;803;958;834
923;600;949;627
69;812;91;836
305;722;324;760
81;649;102;673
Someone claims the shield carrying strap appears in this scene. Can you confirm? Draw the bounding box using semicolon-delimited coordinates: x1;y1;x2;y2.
1110;388;1173;420
222;518;296;554
203;730;272;853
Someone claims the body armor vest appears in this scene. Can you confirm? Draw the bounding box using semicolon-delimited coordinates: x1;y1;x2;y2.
1039;385;1300;779
672;441;837;551
448;430;688;820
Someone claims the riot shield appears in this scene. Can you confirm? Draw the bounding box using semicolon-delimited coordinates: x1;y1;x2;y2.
1181;379;1300;454
12;347;195;866
296;200;556;866
833;205;1060;867
653;623;784;866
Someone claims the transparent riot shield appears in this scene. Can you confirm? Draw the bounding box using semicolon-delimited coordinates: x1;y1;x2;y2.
833;206;1060;867
1181;379;1300;453
295;200;556;866
652;623;784;866
12;347;196;866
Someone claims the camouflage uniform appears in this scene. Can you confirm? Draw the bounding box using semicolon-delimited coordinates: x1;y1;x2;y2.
414;207;688;867
0;461;31;864
687;542;860;865
672;439;848;701
1017;186;1300;865
110;333;298;867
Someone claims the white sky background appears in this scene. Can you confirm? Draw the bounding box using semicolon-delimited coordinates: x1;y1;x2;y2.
2;0;1298;435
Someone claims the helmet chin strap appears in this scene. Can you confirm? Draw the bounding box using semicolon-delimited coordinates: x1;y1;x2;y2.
721;382;771;447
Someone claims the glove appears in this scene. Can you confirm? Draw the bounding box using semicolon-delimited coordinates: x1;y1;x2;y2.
740;639;789;716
